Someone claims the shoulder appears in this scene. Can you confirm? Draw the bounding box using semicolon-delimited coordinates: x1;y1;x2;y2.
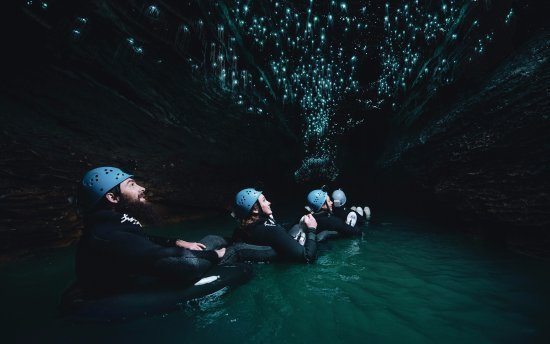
88;210;142;226
85;210;142;236
313;211;329;219
247;215;272;226
246;217;279;232
84;210;118;227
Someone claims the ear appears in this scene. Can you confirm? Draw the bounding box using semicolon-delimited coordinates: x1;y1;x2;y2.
105;192;119;204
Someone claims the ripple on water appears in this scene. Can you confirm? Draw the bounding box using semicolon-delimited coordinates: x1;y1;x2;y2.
1;217;549;343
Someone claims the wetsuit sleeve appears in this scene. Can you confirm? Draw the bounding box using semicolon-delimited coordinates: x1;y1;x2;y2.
153;250;220;283
262;225;317;263
316;215;362;236
332;207;348;219
147;235;177;247
148;234;228;250
303;228;318;263
232;227;246;243
102;229;184;262
100;227;219;281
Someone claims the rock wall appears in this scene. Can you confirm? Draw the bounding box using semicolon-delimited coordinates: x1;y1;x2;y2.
375;33;549;246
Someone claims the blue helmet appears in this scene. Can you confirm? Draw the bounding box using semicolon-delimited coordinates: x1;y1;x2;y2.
234;188;262;219
80;167;133;210
331;188;347;207
307;189;328;212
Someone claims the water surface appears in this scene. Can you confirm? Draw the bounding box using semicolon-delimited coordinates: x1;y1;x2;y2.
1;214;548;343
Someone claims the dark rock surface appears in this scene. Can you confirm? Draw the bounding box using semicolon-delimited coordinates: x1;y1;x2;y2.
373;33;549;251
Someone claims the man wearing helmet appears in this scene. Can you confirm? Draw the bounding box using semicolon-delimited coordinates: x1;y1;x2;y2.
73;166;226;299
231;188;319;263
305;188;363;237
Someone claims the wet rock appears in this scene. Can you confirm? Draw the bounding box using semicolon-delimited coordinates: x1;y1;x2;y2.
375;33;549;239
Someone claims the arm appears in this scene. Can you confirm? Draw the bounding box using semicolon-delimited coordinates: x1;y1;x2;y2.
147;235;206;250
147;235;177;247
316;215;362;236
153;250;221;283
263;225;317;263
100;227;220;281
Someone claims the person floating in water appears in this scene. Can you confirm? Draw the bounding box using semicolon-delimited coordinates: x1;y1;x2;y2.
305;188;363;237
231;188;318;263
331;188;371;227
70;166;226;299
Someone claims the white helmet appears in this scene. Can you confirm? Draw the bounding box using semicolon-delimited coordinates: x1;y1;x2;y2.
331;188;346;207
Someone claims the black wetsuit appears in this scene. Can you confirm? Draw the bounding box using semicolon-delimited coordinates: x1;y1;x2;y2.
75;210;220;298
313;210;363;236
333;206;367;226
232;216;317;263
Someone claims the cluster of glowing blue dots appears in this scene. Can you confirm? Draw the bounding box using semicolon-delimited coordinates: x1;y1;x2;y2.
28;0;511;181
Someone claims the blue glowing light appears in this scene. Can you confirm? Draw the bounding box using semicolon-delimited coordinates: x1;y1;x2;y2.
505;8;514;24
133;0;512;181
146;5;160;18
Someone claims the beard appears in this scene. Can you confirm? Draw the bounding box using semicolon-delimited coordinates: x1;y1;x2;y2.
115;195;159;225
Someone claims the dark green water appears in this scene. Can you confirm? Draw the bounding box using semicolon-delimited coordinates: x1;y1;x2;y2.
2;214;549;343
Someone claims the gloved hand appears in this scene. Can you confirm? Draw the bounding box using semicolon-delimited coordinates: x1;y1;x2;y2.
346;211;358;226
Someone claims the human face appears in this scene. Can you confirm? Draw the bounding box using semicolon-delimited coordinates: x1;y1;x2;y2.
321;195;333;212
257;194;272;216
119;178;146;203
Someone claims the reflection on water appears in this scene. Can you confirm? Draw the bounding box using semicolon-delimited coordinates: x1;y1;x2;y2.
1;214;549;343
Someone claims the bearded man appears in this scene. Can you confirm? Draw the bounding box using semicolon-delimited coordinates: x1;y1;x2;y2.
74;167;225;299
